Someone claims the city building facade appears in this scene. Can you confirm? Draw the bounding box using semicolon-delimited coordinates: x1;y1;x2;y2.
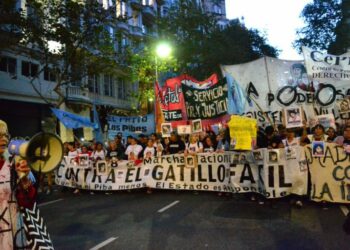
0;0;228;142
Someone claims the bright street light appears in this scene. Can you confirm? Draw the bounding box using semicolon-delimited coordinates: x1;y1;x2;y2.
156;43;172;59
47;40;62;54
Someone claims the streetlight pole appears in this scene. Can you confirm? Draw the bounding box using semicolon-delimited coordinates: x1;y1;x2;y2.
154;42;172;131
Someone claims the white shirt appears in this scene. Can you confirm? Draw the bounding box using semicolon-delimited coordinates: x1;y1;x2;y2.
68;150;79;157
125;144;143;160
282;137;300;147
186;142;203;153
143;146;156;158
92;150;106;160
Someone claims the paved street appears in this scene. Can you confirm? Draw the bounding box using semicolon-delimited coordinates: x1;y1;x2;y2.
38;187;349;250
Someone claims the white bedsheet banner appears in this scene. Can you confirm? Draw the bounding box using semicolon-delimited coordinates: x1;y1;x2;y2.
56;148;308;199
221;56;350;125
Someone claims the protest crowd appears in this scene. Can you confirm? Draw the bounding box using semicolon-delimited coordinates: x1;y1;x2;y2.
2;48;350;249
55;118;350;208
51;48;350;214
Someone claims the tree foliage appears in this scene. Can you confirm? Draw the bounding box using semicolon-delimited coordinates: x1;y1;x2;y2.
1;0;132;106
293;0;342;53
203;19;279;74
158;0;278;79
328;0;350;54
129;43;178;107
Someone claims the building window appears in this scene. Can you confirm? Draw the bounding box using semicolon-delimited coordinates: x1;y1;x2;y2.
88;75;100;94
132;11;141;27
117;78;126;100
213;5;222;15
21;61;39;77
44;67;56;82
104;74;114;96
0;56;17;75
116;0;127;18
116;34;128;53
161;6;169;17
142;0;153;5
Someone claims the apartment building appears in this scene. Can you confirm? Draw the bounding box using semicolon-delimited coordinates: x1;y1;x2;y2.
0;0;227;141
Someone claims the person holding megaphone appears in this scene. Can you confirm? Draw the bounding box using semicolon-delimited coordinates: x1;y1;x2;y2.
0;120;55;249
0;120;36;249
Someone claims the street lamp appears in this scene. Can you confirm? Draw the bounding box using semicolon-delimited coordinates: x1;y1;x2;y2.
155;42;172;83
156;43;172;59
153;42;172;128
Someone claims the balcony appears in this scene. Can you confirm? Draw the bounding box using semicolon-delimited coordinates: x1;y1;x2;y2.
66;86;133;110
156;0;165;5
66;86;91;104
89;93;132;110
116;21;129;33
129;25;143;38
142;5;156;24
129;0;142;10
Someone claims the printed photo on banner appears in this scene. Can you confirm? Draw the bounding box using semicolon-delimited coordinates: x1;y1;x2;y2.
78;154;90;167
117;171;124;179
284;107;302;128
192;119;202;133
252;150;263;162
144;168;150;176
299;159;308;172
68;156;77;166
336;98;350;114
289;63;311;91
161;123;172;137
126;161;135;168
285;145;297;160
177;125;191;135
96;160;108;174
185;155;197;168
312;141;325;157
268;150;279;163
232;153;239;164
239;154;247;164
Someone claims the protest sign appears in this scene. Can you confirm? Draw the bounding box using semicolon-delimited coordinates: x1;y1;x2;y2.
155;74;218;124
182;78;228;120
56;150;308;199
227;115;257;150
306;143;350;203
107;114;155;140
221;56;350;126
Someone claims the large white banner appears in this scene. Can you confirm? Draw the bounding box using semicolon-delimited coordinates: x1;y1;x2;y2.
306;143;350;203
56;150;308;198
221;56;350;125
302;46;350;91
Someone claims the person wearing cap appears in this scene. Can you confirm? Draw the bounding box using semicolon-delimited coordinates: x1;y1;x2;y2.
0;120;48;249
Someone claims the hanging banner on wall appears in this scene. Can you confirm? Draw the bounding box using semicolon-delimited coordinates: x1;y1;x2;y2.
107;114;155;140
